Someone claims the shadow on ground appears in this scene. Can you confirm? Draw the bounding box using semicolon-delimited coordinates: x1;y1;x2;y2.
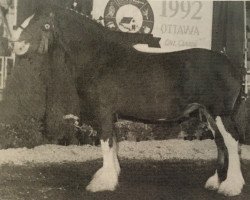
0;159;249;200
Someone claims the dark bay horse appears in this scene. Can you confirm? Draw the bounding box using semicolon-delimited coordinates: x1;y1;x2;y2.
12;5;246;196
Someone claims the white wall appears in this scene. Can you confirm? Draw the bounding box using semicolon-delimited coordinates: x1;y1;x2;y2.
92;0;213;53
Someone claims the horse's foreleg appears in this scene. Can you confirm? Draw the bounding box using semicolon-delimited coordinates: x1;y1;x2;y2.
86;113;120;192
86;139;120;192
215;116;245;196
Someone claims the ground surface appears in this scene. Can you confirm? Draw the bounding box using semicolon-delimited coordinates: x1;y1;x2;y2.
0;160;249;200
0;140;249;200
0;140;249;165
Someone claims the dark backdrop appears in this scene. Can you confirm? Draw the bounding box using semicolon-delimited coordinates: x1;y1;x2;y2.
212;1;245;68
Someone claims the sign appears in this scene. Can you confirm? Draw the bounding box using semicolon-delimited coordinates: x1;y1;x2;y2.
103;0;154;34
92;0;213;52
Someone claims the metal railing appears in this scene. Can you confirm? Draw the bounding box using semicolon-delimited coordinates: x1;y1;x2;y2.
0;56;15;101
0;56;14;89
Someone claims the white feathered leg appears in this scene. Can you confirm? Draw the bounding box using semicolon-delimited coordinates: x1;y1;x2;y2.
86;139;120;192
215;117;245;196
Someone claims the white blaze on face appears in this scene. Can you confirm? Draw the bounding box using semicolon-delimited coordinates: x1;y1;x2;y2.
12;14;35;41
86;139;120;192
12;14;35;55
215;116;245;196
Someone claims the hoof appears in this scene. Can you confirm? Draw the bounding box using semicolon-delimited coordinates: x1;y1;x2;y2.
218;177;245;196
86;167;118;192
205;171;220;191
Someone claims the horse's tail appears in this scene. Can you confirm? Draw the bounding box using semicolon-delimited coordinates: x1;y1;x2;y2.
186;91;247;144
232;88;247;143
182;103;217;134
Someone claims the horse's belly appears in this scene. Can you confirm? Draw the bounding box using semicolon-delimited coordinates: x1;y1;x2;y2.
117;93;183;121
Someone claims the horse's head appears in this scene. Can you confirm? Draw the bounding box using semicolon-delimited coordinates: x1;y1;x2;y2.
10;5;97;57
11;9;56;55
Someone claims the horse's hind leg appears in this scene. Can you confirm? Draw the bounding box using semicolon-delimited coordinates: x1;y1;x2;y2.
216;116;245;196
86;112;120;192
205;116;245;196
205;125;228;191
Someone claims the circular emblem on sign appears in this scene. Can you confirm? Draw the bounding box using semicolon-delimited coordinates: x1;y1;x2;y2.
104;0;154;34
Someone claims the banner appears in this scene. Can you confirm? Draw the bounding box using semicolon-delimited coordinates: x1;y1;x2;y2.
92;0;213;52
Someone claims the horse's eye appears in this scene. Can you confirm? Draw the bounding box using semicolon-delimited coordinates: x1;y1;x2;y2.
44;24;51;30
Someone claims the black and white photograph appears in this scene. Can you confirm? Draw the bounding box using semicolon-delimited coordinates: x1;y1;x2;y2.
0;0;250;199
